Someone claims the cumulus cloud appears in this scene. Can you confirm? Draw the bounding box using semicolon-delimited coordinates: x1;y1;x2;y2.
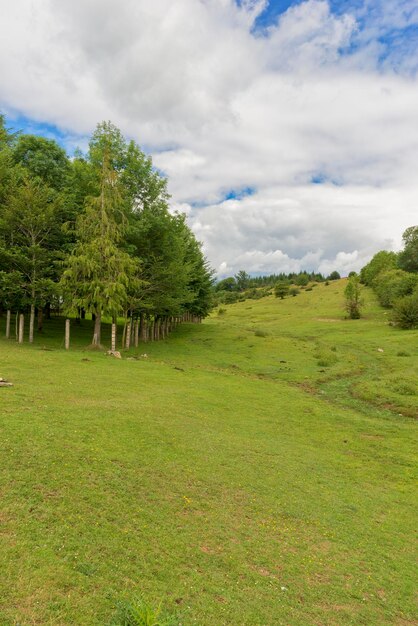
1;0;417;276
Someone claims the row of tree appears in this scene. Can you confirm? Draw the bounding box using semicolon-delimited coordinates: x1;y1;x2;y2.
216;269;339;293
359;227;418;328
0;115;214;346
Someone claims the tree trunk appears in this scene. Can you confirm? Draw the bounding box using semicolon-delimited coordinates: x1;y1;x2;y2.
5;310;11;339
65;319;70;350
134;320;139;348
29;303;35;343
18;314;24;344
92;312;102;346
37;307;43;332
140;313;146;342
125;320;131;350
111;322;117;352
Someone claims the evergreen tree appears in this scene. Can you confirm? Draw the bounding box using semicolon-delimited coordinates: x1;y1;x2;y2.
60;127;138;347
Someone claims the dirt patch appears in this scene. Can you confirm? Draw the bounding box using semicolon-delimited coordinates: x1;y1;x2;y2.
315;318;342;323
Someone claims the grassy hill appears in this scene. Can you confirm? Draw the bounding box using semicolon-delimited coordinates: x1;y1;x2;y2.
0;280;416;625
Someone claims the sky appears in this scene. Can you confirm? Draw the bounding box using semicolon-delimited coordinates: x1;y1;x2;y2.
1;0;418;277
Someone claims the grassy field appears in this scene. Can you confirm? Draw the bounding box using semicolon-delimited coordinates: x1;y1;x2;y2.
0;280;416;625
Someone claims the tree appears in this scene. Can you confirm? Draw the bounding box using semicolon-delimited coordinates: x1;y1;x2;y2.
12;134;69;191
235;270;250;291
215;277;237;292
344;275;363;319
60;125;138;347
274;282;290;299
295;273;309;286
373;269;418;308
327;271;341;281
360;250;397;285
1;174;63;341
398;226;418;273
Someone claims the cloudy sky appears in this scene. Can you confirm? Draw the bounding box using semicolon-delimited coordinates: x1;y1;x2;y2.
1;0;418;277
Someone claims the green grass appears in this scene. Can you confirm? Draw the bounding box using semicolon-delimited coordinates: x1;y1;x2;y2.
0;281;416;625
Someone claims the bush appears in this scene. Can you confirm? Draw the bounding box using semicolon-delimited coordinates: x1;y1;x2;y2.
391;293;418;329
274;282;290;299
344;275;363;319
289;287;300;297
360;250;397;285
223;292;240;304
295;273;309;286
373;269;418;308
327;271;341;281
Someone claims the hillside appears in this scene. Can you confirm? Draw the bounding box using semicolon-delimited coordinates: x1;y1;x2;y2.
0;280;416;625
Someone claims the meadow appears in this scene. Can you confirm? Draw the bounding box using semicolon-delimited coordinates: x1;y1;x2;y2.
0;280;416;625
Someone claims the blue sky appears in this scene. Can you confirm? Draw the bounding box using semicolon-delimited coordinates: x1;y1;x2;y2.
2;0;418;276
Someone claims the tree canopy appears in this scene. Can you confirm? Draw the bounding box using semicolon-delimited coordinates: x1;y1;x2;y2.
0;115;214;345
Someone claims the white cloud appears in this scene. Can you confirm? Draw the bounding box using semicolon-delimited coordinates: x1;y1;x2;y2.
1;0;417;276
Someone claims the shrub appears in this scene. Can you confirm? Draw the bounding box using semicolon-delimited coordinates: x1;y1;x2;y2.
344;275;363;319
223;292;240;304
274;282;290;299
295;273;309;286
217;307;226;316
373;269;418;308
289;287;300;297
360;250;398;285
327;271;341;280
391;293;418;329
254;329;268;337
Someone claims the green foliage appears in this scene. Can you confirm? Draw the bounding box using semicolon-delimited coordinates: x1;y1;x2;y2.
289;287;300;297
391;292;418;329
295;273;309;286
0;113;213;344
1;174;63;308
274;281;290;299
327;271;341;281
235;270;250;291
12;134;70;190
215;277;237;292
397;225;418;273
344;275;363;319
360;250;398;285
373;269;418;308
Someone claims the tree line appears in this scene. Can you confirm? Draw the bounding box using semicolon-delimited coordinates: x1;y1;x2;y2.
0;115;214;346
358;227;418;328
214;269;340;305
